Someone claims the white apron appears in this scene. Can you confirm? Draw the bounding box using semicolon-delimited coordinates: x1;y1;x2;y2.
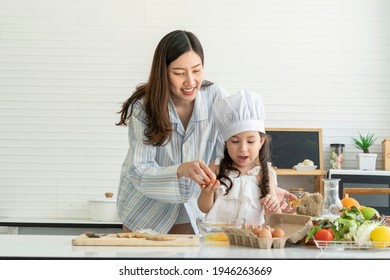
206;166;265;226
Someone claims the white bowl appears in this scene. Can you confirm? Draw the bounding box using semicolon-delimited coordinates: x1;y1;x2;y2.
88;199;120;222
293;165;317;171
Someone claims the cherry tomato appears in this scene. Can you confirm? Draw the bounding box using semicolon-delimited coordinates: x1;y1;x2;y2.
314;228;334;241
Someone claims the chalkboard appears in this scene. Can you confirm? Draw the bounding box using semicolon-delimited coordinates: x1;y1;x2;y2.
266;128;323;170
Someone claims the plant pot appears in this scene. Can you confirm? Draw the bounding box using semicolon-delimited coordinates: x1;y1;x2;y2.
357;153;377;171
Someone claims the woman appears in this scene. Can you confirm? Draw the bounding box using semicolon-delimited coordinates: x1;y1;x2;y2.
116;30;227;234
116;30;296;234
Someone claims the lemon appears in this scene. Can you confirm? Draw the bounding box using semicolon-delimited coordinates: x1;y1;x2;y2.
370;226;390;248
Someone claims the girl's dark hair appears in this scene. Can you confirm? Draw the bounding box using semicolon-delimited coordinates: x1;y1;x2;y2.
116;30;208;146
217;133;272;198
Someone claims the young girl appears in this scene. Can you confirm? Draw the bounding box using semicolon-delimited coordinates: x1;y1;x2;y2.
197;89;281;226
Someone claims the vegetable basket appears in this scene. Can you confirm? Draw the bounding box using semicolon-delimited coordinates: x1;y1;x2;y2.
313;238;390;251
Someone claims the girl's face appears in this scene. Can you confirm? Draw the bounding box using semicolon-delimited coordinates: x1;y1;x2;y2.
226;131;265;170
168;50;204;106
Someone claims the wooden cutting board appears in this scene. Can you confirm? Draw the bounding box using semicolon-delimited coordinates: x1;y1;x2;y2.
72;233;199;247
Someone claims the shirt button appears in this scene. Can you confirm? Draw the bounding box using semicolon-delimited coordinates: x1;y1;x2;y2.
183;141;190;156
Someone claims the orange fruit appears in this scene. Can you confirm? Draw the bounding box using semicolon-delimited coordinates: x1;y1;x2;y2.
341;197;361;210
360;205;366;210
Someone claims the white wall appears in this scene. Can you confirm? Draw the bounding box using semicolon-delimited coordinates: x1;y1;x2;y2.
0;0;389;219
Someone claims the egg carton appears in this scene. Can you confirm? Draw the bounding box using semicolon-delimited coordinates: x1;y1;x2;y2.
222;227;287;249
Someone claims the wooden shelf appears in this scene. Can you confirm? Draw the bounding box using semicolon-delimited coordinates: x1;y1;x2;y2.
275;169;327;194
275;169;327;176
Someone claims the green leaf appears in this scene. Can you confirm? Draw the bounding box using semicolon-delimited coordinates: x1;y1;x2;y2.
351;132;377;153
305;225;321;243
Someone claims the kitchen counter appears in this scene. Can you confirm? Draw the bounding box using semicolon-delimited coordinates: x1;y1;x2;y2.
0;234;389;259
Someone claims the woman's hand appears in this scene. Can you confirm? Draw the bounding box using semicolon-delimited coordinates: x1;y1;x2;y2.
177;160;217;186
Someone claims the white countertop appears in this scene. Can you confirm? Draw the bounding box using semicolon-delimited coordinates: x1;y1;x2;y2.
328;169;390;176
0;234;389;259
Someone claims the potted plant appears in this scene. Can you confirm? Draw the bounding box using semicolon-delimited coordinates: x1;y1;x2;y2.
351;132;377;170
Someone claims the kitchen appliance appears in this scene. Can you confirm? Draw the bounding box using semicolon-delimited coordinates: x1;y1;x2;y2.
328;169;390;215
88;193;120;222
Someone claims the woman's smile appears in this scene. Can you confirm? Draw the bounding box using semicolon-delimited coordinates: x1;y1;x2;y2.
182;87;196;95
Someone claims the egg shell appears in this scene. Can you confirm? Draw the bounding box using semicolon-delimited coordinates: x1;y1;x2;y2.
257;227;272;238
272;228;286;238
252;227;261;235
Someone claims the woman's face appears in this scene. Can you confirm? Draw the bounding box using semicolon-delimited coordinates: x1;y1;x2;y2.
168;50;204;105
226;131;265;170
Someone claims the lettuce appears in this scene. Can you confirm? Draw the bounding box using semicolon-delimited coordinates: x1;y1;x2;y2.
330;207;362;240
305;206;385;243
332;218;358;240
354;221;382;245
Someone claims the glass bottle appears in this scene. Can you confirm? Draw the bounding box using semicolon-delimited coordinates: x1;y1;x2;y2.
321;179;343;216
330;143;345;169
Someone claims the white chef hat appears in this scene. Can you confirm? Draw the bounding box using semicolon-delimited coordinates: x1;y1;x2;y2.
213;89;265;141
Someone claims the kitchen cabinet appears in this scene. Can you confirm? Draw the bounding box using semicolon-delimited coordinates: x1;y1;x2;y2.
0;217;122;235
276;169;327;194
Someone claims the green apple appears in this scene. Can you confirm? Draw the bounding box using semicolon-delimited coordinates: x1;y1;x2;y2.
361;207;380;220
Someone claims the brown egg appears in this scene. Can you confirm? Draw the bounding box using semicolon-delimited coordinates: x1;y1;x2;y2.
272;228;285;238
257;226;272;238
252;226;261;235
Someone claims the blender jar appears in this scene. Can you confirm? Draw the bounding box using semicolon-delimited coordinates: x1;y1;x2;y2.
321;179;343;216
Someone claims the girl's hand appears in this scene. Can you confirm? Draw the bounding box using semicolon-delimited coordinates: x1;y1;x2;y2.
275;187;298;213
199;179;220;193
177;160;217;186
260;194;280;212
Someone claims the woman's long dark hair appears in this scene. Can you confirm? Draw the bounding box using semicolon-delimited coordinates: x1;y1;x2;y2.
116;30;208;146
217;133;272;198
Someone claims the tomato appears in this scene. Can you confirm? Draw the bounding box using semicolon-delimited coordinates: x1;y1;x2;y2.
314;228;334;241
325;228;334;239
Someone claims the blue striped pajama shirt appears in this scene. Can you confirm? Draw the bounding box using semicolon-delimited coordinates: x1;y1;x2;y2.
117;84;228;234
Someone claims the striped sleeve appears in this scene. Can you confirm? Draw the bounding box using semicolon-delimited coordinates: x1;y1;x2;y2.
120;109;191;203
